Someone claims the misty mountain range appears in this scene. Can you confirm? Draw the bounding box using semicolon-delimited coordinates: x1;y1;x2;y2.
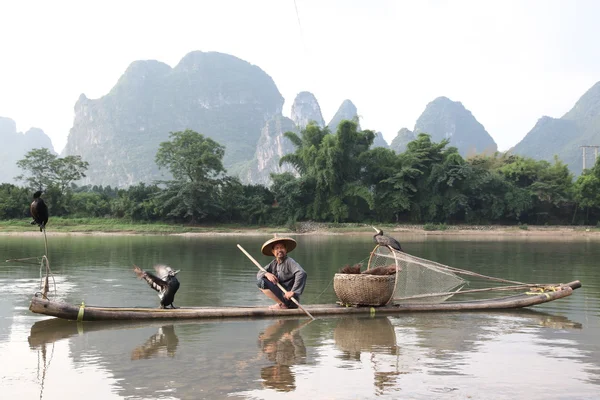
1;50;599;187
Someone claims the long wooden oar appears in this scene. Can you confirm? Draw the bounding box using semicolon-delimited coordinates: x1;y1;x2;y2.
237;244;315;320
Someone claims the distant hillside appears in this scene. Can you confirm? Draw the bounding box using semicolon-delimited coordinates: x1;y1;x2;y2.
390;128;414;153
404;97;497;156
328;99;360;133
511;81;600;175
62;51;284;187
290;91;325;129
372;131;389;149
242;115;298;186
0;117;55;184
242;91;330;186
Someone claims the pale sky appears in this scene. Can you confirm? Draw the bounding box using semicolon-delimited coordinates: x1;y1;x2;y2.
1;0;600;154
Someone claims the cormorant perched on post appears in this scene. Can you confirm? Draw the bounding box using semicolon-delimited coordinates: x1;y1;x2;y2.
133;264;181;309
372;226;402;252
30;190;49;232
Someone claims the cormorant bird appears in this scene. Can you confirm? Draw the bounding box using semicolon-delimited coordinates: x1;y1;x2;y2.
339;264;362;274
133;264;181;309
30;190;49;232
372;226;402;252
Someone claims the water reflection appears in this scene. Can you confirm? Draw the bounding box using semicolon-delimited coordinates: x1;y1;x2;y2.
334;316;402;395
334;316;398;359
257;319;309;392
11;231;597;399
28;318;178;348
131;324;179;360
28;317;314;399
34;331;56;400
23;309;595;399
330;312;586;397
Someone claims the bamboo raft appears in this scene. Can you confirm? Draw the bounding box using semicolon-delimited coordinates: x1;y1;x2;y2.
29;280;581;321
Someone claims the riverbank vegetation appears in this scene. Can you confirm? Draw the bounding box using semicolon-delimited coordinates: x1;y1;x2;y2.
2;122;600;231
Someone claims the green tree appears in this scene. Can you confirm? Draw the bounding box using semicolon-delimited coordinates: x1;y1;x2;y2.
156;129;225;182
0;184;30;219
270;172;310;224
391;133;453;222
109;183;161;220
278;120;375;222
15;148;57;190
155;130;226;223
573;157;600;224
217;177;275;224
464;157;529;223
54;155;90;191
499;154;573;223
360;147;414;222
16;148;89;191
70;192;111;218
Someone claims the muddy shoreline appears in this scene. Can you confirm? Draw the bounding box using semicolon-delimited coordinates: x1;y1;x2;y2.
1;224;599;238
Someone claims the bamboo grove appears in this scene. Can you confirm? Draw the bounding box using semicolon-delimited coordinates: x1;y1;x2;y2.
2;121;599;226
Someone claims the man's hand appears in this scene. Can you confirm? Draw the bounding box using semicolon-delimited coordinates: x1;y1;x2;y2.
284;291;295;300
265;272;278;284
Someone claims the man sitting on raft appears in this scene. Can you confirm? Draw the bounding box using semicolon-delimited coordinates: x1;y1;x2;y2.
257;237;307;310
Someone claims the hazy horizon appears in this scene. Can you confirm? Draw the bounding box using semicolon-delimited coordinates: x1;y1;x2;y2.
2;0;600;154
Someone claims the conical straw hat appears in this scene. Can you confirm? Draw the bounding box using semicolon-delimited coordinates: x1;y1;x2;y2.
261;236;297;256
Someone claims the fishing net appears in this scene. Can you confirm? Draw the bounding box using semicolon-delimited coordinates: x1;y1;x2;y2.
368;245;466;304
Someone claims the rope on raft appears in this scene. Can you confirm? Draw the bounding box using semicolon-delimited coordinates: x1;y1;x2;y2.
38;228;57;299
6;228;58;299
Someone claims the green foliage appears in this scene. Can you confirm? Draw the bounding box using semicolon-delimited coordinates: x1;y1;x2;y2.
218;177;274;224
70;192;111;218
2;125;598;227
269;172;309;224
16;148;89;191
423;223;448;231
0;184;30;219
155;180;223;223
277;120;375;222
155;130;228;223
110;183;161;221
573;157;600;224
156;129;226;182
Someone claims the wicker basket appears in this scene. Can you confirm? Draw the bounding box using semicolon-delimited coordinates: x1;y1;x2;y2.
333;273;395;306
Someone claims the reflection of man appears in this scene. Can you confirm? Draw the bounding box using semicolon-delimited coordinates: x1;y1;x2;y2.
257;237;307;310
258;319;307;392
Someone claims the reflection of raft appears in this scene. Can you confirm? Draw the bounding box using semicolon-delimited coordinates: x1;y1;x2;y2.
27;318;189;348
29;280;581;321
334;317;397;353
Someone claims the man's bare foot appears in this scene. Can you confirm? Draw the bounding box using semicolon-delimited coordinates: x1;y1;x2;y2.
268;303;288;310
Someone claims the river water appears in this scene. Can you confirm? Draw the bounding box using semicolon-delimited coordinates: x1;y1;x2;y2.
0;233;598;399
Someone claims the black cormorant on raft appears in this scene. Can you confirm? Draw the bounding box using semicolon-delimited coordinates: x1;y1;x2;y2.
134;265;181;309
30;190;49;232
372;226;402;251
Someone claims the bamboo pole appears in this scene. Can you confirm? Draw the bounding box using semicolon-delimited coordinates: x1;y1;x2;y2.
237;244;315;320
